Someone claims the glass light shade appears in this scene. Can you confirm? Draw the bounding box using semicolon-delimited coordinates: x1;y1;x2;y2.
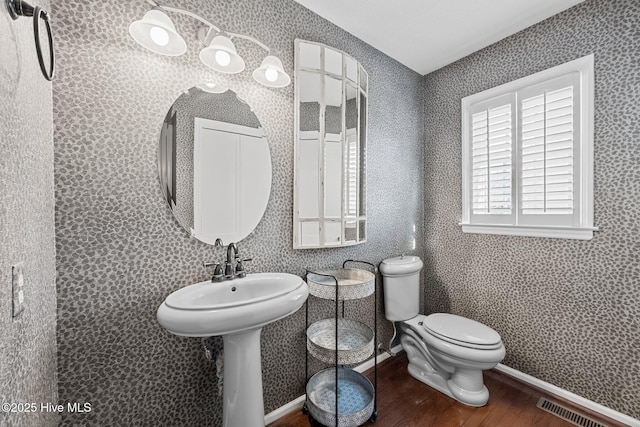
252;55;291;88
199;35;245;74
128;8;187;56
196;83;229;94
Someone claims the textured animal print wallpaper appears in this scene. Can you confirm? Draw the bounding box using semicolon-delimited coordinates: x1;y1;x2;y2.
25;0;636;425
0;1;57;426
52;0;424;425
423;0;640;419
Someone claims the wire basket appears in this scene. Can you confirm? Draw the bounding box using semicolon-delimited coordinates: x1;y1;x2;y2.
307;268;375;300
306;367;375;427
307;318;374;365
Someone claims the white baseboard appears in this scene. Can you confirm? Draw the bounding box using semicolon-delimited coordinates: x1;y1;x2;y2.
495;363;640;427
264;395;306;425
264;344;403;425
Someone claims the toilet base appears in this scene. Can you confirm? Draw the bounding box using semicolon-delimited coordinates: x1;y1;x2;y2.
406;362;489;407
401;326;493;407
407;363;451;398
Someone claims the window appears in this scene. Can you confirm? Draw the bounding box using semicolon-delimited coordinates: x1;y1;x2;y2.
461;55;596;240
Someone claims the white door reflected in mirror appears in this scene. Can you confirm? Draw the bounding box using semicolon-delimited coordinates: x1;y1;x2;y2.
158;87;272;245
194;119;271;244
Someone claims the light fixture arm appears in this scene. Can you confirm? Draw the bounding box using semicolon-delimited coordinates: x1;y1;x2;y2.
225;33;270;53
145;0;270;52
145;0;219;31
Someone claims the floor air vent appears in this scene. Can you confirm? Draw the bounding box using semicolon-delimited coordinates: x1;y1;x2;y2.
537;397;608;427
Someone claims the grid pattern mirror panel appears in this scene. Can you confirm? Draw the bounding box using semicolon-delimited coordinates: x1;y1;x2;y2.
293;39;368;249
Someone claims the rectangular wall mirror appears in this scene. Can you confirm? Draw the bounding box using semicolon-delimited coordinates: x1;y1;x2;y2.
293;39;368;249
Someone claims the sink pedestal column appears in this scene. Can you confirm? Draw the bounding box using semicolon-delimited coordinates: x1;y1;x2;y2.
222;328;265;427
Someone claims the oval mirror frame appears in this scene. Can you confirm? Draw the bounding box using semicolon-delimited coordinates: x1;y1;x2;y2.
158;87;272;245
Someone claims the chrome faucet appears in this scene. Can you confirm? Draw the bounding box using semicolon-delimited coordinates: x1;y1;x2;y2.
225;243;238;278
203;238;225;282
226;243;251;279
204;242;251;282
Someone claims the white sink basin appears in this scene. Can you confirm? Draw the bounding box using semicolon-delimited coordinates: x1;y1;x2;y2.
157;272;309;337
157;272;308;427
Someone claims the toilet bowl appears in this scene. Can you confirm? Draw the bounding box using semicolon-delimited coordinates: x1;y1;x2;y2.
380;256;505;407
400;313;505;406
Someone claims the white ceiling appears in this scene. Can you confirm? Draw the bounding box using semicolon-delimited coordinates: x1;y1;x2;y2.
293;0;585;75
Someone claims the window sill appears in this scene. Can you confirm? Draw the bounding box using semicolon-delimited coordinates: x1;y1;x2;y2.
459;223;598;240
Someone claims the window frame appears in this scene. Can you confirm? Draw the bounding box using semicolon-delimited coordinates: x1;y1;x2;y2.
461;54;596;240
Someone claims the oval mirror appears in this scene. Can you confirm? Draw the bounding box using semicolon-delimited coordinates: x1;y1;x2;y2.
158;86;272;245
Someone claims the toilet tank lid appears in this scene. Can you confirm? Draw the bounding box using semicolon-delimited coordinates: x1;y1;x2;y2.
423;313;502;346
380;255;423;276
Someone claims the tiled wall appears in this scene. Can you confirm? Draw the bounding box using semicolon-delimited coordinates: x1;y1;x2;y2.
52;0;424;425
0;1;57;426
423;0;640;419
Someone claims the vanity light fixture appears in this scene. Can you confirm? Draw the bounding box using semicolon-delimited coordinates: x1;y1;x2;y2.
253;55;291;88
129;0;291;88
199;34;245;74
128;7;187;56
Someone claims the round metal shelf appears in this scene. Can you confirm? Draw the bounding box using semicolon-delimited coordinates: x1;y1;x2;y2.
307;268;375;300
307;318;374;365
306;367;375;427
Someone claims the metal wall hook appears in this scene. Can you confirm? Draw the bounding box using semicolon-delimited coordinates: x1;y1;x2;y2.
5;0;55;81
6;0;29;19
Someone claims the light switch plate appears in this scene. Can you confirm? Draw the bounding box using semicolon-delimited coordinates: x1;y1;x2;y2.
12;263;25;317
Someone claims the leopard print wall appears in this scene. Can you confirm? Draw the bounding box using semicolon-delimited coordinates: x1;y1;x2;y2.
51;0;424;425
0;1;57;427
423;0;640;419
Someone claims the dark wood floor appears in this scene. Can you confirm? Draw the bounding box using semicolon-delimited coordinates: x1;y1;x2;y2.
269;352;624;427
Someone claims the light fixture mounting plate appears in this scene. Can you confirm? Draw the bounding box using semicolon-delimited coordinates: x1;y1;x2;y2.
196;26;215;47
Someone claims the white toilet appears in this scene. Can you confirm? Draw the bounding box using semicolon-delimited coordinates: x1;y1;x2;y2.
380;255;505;407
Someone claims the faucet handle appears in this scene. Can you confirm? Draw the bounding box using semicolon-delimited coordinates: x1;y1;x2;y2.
213;264;224;281
204;261;224;282
235;258;252;278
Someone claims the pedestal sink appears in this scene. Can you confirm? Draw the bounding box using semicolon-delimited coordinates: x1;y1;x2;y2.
157;272;309;427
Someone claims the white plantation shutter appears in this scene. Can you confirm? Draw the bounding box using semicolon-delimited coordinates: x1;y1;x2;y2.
468;94;515;225
471;104;513;215
345;132;358;217
471;110;490;214
518;74;579;226
461;55;595;239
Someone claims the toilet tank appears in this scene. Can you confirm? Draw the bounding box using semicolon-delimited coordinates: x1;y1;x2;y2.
380;256;423;321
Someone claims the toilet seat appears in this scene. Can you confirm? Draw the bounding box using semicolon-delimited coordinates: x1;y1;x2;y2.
422;313;502;350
